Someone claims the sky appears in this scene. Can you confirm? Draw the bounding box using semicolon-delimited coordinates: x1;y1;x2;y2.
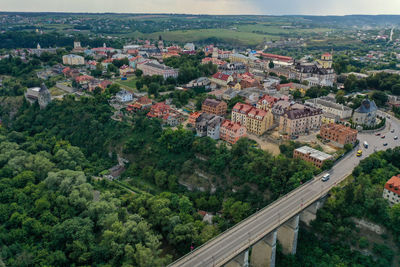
0;0;400;15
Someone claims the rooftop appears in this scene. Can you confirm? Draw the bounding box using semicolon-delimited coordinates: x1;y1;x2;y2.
385;175;400;196
295;146;333;161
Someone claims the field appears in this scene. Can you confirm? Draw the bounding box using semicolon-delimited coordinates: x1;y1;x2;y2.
113;77;138;92
141;24;331;47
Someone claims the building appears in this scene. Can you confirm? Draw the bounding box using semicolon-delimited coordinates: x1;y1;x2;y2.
294;146;333;168
137;62;179;79
279;107;323;137
62;54;84;65
210;72;233;89
383;175;400;206
188;112;203;126
195;113;224;140
320;123;358;147
24;83;51;109
220;120;247;144
318;52;333;69
231;103;273;135
201;98;227;116
353;99;378;126
116;90;133;103
256;95;279;111
147;102;171;118
305;97;352;119
184;43;195;51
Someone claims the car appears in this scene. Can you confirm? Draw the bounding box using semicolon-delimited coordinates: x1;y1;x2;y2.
321;174;330;182
383;143;388;146
391;129;395;133
395;136;398;140
357;150;363;157
381;135;385;139
376;133;381;136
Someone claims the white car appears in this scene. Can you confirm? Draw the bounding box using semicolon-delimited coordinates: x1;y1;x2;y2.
322;174;330;182
395;136;398;140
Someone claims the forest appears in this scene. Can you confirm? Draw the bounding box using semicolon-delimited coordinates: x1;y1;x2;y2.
0;92;324;263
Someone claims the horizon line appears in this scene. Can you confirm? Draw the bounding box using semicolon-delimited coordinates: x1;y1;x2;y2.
1;11;400;16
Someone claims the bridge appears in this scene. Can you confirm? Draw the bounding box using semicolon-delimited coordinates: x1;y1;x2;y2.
169;113;400;267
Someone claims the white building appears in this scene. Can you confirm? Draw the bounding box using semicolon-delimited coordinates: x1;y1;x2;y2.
116;89;133;103
184;43;195;51
62;54;84;65
305;97;352;119
383;175;400;206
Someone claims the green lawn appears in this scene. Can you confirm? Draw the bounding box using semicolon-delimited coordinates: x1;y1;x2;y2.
114;77;138;92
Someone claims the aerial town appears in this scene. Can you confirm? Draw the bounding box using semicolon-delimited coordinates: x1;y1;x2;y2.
0;11;400;267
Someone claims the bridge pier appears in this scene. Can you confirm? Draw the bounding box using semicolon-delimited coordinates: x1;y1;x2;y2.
224;249;249;267
277;214;299;255
300;197;326;226
250;229;277;267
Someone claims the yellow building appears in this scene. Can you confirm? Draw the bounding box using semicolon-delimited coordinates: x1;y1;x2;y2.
232;103;273;135
228;81;241;90
318;52;333;69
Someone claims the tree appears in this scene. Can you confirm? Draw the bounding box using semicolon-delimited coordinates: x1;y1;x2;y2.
269;60;275;69
371;91;388;107
135;69;143;77
148;83;160;97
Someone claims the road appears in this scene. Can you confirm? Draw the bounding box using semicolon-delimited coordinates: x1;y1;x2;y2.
170;113;400;267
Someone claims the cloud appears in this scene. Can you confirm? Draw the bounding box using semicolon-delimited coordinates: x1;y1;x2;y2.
0;0;399;15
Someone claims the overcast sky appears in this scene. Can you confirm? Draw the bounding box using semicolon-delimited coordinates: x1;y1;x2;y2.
0;0;400;15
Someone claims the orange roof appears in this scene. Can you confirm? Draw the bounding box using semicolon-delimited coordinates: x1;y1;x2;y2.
189;111;202;119
385;175;400;195
232;103;253;114
221;119;244;132
212;72;231;81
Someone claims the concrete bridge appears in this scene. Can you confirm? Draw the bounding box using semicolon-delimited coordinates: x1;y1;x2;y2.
169;113;400;267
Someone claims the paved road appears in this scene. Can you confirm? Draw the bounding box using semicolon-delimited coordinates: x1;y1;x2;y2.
170;113;400;267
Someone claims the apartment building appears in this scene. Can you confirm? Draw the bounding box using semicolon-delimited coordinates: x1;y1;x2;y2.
305;97;352;119
62;54;84;65
279;106;323;136
195;113;224;140
231;103;273;135
201;98;228;116
219;120;247;144
294;146;333;168
137;62;179;79
320;123;358;147
383;174;400;206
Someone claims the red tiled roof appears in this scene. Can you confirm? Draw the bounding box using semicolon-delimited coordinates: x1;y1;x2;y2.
385;175;400;196
232;103;253;114
221;119;244;132
212;72;231;81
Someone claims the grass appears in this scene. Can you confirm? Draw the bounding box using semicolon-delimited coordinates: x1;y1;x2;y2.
147;28;278;46
113;77;139;92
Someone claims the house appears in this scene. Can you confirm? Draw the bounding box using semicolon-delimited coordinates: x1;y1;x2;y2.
201;98;227;116
320;123;358;148
383;175;400;206
353;99;378;126
220;119;247;144
294;146;333;168
75;75;94;86
184;43;195;51
116;90;133;103
195;113;224;140
185;77;211;89
119;65;135;76
188;112;203;126
279;106;323;137
147;102;171;118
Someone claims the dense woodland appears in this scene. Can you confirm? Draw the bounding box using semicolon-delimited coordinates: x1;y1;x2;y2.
0;92;323;264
